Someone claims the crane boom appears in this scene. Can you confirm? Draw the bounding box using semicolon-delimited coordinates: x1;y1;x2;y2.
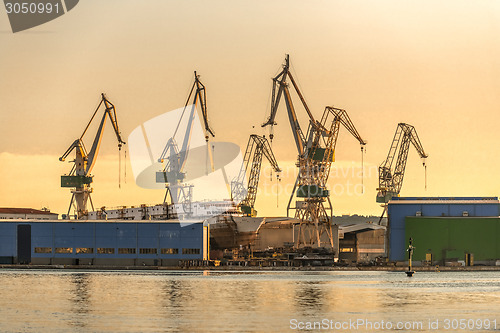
262;56;289;128
282;85;307;155
262;54;310;154
192;71;215;139
232;135;281;216
86;95;125;174
157;71;214;164
310;107;366;186
377;123;427;203
181;71;215;140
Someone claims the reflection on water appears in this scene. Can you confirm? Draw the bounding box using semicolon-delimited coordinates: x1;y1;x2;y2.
0;270;498;332
163;279;184;309
294;281;325;313
70;273;91;329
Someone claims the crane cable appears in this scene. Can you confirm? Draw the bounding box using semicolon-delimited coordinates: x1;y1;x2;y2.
118;147;121;189
276;173;280;208
361;146;365;194
124;149;127;184
424;164;427;191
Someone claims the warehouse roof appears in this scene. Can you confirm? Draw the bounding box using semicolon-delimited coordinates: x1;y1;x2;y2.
0;219;205;224
389;200;499;205
390;196;498;202
339;223;385;234
0;208;56;215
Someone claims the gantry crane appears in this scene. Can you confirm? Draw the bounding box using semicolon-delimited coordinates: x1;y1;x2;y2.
262;55;366;247
156;71;215;213
59;93;125;219
231;134;281;217
377;123;428;221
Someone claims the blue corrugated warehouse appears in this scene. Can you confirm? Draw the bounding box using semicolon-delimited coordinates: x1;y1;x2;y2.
0;220;209;266
387;197;499;261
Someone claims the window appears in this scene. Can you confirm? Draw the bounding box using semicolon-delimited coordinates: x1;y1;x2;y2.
34;247;52;254
182;248;200;255
76;248;94;254
118;248;136;254
97;248;115;254
139;248;157;254
340;247;354;253
55;247;73;254
161;248;179;255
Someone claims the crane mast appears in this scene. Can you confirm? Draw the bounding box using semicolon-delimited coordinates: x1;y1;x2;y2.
231;134;281;217
262;55;366;248
59;93;125;219
290;106;366;247
157;71;215;211
377;123;428;220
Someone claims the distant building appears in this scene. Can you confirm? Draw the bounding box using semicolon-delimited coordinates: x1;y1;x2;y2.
338;223;386;264
0;208;58;220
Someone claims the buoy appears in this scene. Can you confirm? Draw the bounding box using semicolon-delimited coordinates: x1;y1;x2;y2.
406;237;415;277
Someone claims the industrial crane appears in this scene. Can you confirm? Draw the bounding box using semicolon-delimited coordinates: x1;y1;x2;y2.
59;93;125;219
262;55;366;247
156;71;215;212
377;123;428;221
231;134;281;217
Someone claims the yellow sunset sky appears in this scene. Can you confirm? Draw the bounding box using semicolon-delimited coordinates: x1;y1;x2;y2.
1;1;500;217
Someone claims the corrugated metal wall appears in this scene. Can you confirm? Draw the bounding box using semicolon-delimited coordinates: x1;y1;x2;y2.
405;217;500;262
0;221;205;265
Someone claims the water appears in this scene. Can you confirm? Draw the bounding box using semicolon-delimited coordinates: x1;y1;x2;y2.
0;270;498;332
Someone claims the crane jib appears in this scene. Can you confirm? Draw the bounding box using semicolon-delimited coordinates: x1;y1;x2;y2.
85;112;108;175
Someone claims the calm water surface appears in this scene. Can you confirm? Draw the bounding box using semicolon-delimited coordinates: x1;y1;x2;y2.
0;270;498;332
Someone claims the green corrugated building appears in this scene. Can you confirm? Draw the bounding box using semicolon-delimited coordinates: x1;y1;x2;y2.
405;216;500;263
